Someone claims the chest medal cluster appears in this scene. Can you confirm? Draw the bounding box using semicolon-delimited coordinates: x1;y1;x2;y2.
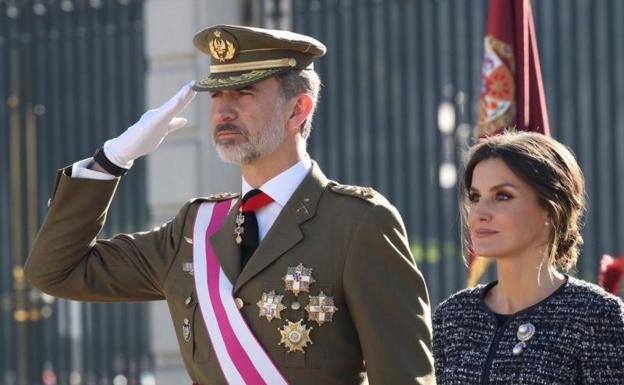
255;263;338;353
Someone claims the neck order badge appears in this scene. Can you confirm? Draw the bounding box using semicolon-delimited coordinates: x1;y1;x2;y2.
234;190;274;245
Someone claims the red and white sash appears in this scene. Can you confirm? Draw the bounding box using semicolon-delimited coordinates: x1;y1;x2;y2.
193;200;289;385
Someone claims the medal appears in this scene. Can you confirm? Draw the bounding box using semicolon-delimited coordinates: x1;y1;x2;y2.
234;191;274;244
182;262;194;276
256;291;286;322
278;319;313;353
182;318;191;342
305;291;338;326
234;212;245;244
282;263;316;296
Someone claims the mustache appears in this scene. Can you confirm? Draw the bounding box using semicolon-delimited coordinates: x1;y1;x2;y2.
214;123;248;136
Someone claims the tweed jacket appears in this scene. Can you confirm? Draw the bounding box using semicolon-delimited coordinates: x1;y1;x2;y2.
25;162;435;385
432;276;624;385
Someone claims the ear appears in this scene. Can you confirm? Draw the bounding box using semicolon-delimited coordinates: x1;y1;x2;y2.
286;94;313;134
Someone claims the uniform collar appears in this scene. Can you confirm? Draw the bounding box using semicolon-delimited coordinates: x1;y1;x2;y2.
241;155;312;206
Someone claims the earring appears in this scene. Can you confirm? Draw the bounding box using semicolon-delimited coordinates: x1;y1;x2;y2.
544;221;549;226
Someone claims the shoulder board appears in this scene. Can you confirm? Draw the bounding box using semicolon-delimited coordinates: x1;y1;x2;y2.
330;183;376;200
191;192;240;203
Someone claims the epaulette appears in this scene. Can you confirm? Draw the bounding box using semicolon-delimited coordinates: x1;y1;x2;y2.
192;192;240;202
329;183;376;200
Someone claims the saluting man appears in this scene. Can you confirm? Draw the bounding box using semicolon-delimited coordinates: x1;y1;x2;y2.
26;25;435;385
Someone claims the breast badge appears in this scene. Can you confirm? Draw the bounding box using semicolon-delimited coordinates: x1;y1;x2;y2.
282;263;316;296
278;319;313;353
305;291;338;326
256;291;286;322
254;264;338;353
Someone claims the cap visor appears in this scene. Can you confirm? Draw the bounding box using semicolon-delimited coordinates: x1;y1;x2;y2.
192;68;289;92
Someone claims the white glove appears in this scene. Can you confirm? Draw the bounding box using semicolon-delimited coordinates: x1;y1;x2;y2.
103;81;197;169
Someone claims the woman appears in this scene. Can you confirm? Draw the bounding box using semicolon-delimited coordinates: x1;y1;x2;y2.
433;132;624;384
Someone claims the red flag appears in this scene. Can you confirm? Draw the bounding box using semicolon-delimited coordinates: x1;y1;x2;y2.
598;255;624;295
479;0;549;137
468;0;550;286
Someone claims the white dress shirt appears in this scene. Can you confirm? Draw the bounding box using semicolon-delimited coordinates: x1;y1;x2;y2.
72;158;116;180
71;156;313;241
241;156;311;241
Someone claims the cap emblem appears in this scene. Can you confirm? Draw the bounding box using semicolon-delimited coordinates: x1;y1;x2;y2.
209;30;237;62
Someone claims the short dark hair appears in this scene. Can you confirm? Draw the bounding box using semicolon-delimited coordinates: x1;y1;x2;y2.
275;69;321;139
461;132;586;271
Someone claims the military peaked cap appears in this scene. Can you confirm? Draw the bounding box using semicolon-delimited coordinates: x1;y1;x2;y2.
192;25;326;92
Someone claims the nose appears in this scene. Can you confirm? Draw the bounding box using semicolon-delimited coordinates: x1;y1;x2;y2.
468;201;492;228
211;96;237;123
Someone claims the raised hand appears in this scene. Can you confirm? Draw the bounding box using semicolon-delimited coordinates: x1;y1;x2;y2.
103;81;197;169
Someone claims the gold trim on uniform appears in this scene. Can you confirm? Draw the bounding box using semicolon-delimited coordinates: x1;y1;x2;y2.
195;69;282;89
209;58;296;73
209;30;237;62
203;192;240;201
282;263;316;296
278;319;313;353
330;184;376;199
305;291;338;326
256;290;286;322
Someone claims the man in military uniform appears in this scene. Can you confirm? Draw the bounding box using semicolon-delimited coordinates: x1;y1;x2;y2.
26;25;435;384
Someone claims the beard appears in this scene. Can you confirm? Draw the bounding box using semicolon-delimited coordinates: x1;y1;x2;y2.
213;109;287;165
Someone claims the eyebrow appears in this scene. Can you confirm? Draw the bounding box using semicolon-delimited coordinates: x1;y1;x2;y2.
470;183;519;192
211;85;255;96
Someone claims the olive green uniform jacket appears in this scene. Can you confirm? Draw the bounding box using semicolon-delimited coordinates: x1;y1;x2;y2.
25;162;435;385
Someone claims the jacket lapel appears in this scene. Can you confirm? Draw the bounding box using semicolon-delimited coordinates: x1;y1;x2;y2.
234;162;329;293
208;200;242;284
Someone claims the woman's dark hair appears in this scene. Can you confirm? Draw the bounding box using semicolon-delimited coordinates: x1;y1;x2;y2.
461;131;586;271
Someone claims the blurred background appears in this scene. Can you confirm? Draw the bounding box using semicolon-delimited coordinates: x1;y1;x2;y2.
1;0;623;383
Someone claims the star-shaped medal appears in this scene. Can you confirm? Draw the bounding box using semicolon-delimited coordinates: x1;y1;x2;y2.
256;291;286;322
278;319;313;353
282;263;316;296
305;291;338;326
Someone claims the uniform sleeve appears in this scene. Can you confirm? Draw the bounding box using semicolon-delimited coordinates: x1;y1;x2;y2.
343;203;436;385
432;307;446;383
580;296;624;384
71;157;116;180
25;167;191;302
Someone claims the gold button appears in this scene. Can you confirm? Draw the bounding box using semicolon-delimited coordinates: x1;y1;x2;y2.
235;298;244;309
47;198;51;207
290;301;301;311
184;296;193;306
